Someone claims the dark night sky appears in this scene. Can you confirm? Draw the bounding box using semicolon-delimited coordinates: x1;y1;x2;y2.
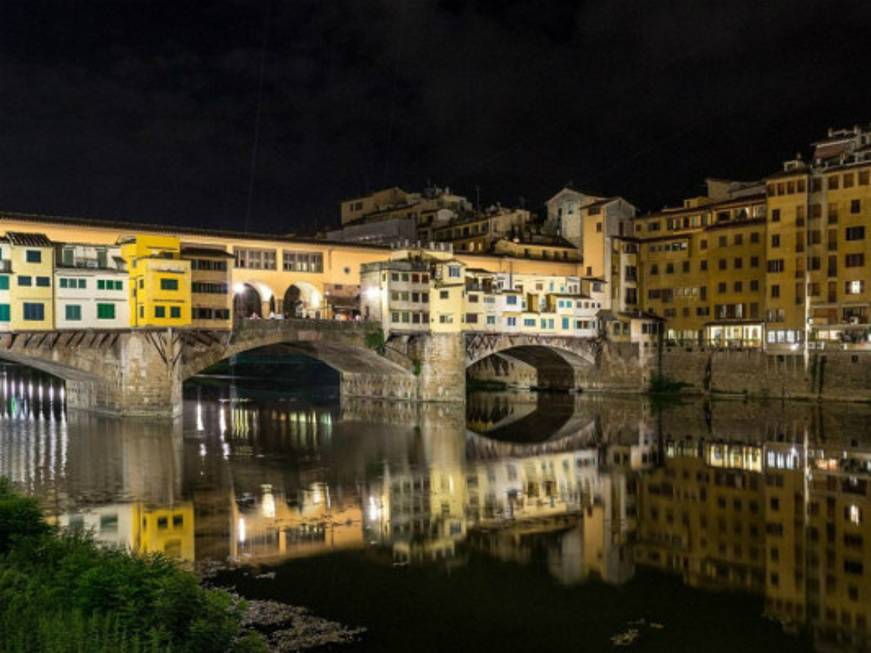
2;1;870;234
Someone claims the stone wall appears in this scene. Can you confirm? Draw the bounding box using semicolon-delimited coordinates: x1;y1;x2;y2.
407;332;466;403
656;347;871;402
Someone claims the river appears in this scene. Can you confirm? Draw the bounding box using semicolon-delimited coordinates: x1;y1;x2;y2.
1;358;869;652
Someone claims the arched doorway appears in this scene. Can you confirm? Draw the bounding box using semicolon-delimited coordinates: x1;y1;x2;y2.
282;282;322;319
233;284;262;319
284;285;302;318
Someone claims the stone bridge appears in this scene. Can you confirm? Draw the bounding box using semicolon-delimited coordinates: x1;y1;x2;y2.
0;320;465;417
0;322;649;417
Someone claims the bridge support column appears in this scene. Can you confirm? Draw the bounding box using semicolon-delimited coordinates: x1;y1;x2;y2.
412;333;466;403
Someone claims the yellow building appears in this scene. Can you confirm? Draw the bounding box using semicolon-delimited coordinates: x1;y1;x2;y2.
181;244;233;328
634;182;767;345
0;232;55;331
764;127;871;348
493;234;580;262
119;234;191;327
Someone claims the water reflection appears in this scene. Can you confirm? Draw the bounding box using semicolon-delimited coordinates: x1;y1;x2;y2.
0;365;870;651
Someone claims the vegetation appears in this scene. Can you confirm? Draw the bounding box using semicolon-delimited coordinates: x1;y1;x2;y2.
0;479;266;653
648;374;692;395
363;326;385;353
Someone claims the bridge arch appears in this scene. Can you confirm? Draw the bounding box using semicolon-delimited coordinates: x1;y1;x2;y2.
465;334;599;392
181;321;418;401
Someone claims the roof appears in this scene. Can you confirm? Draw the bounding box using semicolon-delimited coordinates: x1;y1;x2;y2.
0;210;392;251
5;232;52;247
180;245;235;258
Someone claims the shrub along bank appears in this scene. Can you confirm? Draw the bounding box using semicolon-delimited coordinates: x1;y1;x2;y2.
0;478;267;653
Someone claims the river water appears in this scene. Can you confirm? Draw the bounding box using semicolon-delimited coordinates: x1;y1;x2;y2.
1;358;870;652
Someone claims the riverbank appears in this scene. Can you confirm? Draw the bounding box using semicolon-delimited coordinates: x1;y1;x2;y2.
0;479;365;653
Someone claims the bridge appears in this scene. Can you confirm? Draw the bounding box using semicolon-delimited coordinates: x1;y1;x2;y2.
0;321;648;416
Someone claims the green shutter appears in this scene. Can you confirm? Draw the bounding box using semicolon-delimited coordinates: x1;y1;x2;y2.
65;305;82;321
78;279;86;289
0;275;9;290
97;303;116;320
0;304;9;321
97;280;105;290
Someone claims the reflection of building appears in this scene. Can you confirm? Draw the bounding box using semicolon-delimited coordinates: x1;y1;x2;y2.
56;501;196;561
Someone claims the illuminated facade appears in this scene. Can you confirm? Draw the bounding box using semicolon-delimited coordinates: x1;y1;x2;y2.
0;232;55;331
119;234;192;327
360;245;606;338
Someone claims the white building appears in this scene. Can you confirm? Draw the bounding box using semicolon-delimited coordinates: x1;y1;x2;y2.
54;243;130;328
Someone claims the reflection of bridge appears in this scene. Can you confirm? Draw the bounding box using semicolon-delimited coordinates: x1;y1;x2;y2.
0;321;646;416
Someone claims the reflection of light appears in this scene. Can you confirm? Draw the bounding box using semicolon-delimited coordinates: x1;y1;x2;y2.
311;483;323;505
367;496;381;522
219;407;226;434
196;401;204;432
261;485;275;519
237;517;246;543
199;443;207;457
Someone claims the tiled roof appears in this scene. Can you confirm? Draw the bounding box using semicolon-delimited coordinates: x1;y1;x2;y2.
5;232;52;247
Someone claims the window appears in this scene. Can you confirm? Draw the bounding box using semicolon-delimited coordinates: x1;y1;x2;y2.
36;276;50;287
717;282;726;294
846;254;865;268
465;313;478;324
65;305;82;321
160;278;179;291
767;259;785;273
97;303;116;320
719;236;727;246
523;318;536;327
18;276;31;286
25;250;41;263
771;209;780;222
0;305;9;321
154;306;166;318
700;260;708;271
750;232;760;243
235;247;277;270
718;259;727;271
439;290;449;299
734;234;743;245
448;266;461;278
170;307;181;318
0;276;7;290
23;303;44;321
846;226;865;241
771;285;780;298
828;175;840;190
506;317;517;326
846;280;865;295
771;234;780;248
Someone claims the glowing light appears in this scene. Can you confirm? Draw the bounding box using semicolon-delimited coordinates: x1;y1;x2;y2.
237;517;246;543
367;496;381;522
196;401;204;431
310;290;321;309
261;485;275;519
233;283;246;295
365;287;381;300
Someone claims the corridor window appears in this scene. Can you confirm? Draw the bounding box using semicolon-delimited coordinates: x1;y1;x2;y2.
283;251;323;273
160;278;179;291
235;247;277;270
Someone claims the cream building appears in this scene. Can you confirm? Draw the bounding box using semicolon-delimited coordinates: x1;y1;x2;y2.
54;242;129;329
360;245;606;339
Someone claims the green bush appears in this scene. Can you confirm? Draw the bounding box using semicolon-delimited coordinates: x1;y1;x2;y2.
364;327;385;352
0;478;50;554
0;479;267;653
